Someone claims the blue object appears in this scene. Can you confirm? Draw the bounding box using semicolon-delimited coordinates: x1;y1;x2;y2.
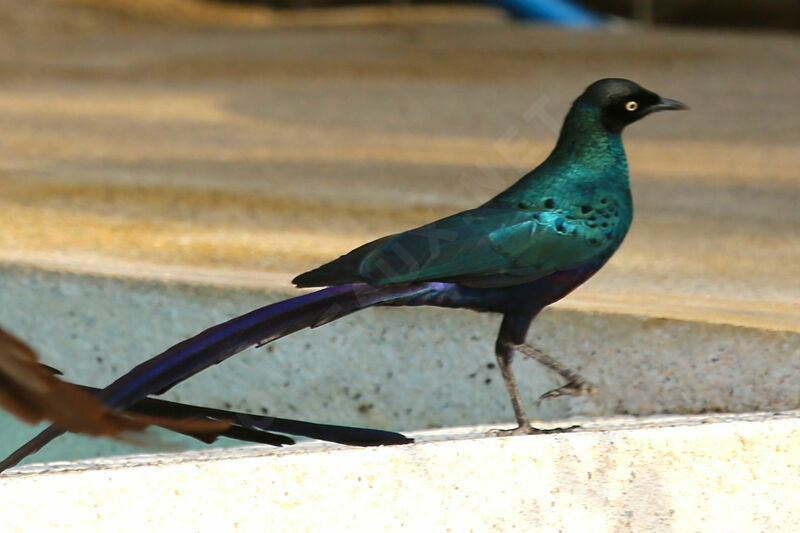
495;0;603;27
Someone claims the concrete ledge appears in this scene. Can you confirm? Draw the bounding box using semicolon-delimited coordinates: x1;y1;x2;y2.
1;412;798;531
2;264;799;466
3;265;798;431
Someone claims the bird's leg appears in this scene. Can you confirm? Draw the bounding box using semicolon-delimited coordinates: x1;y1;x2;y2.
493;340;535;435
511;343;596;402
491;314;577;436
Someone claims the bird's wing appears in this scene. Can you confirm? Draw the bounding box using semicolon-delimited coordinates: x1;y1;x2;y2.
299;205;620;288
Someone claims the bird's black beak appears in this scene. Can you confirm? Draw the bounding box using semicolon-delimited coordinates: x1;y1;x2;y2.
650;97;689;112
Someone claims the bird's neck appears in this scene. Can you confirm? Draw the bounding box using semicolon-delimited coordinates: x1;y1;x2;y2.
547;102;628;174
489;103;630;205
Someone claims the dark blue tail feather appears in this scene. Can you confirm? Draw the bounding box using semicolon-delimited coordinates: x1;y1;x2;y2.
99;283;434;408
0;283;431;472
80;385;413;447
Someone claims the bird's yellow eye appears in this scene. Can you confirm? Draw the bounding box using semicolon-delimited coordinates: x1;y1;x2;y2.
625;101;638;111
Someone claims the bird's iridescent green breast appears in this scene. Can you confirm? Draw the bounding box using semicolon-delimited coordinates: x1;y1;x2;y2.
489;103;633;262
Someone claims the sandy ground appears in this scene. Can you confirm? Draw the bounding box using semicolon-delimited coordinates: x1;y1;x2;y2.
0;1;799;331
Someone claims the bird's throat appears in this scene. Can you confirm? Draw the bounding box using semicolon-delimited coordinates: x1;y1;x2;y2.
550;103;628;174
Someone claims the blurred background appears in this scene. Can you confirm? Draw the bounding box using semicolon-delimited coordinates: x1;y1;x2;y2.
0;0;798;464
3;0;800;29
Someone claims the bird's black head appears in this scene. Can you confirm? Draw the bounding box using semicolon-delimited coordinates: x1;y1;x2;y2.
577;78;688;133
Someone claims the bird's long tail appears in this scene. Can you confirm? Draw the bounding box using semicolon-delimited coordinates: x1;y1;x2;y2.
0;283;433;472
77;385;412;447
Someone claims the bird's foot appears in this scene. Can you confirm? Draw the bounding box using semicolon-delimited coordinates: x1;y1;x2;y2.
490;421;579;437
510;343;597;402
538;379;597;403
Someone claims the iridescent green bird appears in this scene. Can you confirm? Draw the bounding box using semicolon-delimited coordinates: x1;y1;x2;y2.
0;79;686;471
294;78;688;433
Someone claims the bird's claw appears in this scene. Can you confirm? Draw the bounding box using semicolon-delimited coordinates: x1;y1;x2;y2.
537;379;596;404
489;422;580;437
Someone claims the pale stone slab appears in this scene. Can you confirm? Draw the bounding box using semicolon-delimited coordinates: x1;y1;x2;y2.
1;413;798;532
